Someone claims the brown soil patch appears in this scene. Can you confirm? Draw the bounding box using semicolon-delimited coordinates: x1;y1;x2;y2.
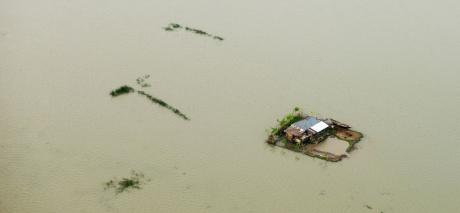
335;129;363;143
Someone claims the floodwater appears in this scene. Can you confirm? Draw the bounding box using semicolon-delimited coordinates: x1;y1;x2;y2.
314;138;350;156
1;0;459;212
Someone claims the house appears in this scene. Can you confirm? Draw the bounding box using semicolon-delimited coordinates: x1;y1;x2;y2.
284;116;330;144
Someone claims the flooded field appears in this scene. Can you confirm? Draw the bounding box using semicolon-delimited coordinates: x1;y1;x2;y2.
1;0;460;212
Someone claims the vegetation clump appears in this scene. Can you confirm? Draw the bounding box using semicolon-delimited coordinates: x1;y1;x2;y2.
163;23;224;41
105;171;149;194
270;107;304;136
110;85;134;97
163;23;183;31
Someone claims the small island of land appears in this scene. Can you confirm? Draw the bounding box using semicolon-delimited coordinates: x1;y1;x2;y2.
267;108;363;162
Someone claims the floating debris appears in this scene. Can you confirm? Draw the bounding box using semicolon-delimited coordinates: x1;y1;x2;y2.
163;23;224;41
136;75;151;88
104;171;150;194
110;85;135;97
137;90;190;120
266;108;363;162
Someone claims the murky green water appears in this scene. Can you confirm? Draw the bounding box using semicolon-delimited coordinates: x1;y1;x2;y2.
1;0;460;212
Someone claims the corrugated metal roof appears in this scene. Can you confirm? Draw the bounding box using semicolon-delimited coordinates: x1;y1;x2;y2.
291;117;320;131
310;121;329;133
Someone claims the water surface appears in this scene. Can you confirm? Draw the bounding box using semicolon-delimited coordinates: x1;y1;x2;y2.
1;0;460;212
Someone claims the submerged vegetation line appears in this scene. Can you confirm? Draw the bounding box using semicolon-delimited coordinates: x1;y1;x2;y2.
137;90;190;120
163;23;224;41
110;75;190;120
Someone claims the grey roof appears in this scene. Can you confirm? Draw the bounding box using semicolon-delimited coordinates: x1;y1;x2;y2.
291;117;320;131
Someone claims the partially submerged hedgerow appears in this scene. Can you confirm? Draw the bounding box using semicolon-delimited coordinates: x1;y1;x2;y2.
137;90;190;120
163;23;224;41
110;76;190;120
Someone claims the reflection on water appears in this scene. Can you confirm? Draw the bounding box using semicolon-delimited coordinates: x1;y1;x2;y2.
1;0;460;212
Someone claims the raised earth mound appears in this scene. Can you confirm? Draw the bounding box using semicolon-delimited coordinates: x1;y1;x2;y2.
267;108;363;162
